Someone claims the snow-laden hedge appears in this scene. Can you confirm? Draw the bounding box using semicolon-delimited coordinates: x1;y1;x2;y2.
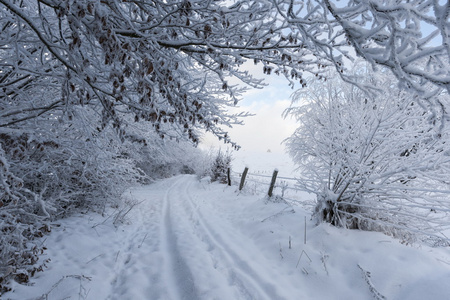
0;129;145;293
0;117;208;294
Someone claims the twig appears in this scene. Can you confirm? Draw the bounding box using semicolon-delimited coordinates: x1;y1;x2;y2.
296;250;312;268
138;233;148;248
304;216;307;244
320;251;329;275
39;237;48;247
86;254;104;264
113;200;144;226
279;242;283;259
358;264;386;300
261;207;295;222
91;209;117;229
39;275;92;299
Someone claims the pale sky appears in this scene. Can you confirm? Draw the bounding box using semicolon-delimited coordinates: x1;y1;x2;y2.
200;71;298;154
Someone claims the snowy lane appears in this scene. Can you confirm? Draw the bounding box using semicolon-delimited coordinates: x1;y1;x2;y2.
4;175;306;300
6;175;450;300
107;180;169;300
160;176;275;300
104;176;450;300
161;179;200;300
180;178;287;300
161;176;303;300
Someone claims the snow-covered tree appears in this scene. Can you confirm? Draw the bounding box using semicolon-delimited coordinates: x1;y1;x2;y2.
3;0;447;145
1;0;450;291
0;0;334;148
284;68;450;243
277;0;450;104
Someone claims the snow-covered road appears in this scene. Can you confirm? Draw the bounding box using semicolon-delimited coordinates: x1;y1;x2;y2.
116;175;302;300
5;175;450;300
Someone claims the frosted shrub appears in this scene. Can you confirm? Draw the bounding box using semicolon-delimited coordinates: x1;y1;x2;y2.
0;143;48;294
285;68;450;242
0;107;212;292
0;125;145;292
136;132;208;180
210;149;232;184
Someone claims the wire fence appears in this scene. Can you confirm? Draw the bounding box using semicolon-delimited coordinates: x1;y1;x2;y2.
230;169;315;209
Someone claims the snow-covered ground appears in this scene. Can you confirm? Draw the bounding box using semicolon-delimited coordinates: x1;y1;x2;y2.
4;173;450;299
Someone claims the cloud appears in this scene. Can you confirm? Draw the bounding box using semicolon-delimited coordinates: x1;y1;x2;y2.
200;82;298;154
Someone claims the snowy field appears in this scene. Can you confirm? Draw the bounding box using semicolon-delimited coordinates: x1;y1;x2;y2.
3;155;450;300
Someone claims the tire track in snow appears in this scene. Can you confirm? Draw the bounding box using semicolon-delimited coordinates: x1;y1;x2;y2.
179;177;286;300
161;179;200;300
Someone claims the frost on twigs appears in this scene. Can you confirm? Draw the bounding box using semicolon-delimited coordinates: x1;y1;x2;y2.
358;264;386;300
38;274;92;300
1;0;450;294
0;0;334;150
210;149;233;184
113;197;142;227
0;143;50;294
0;125;145;292
285;66;450;244
280;0;450;112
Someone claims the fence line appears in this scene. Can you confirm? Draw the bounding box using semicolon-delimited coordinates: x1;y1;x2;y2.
243;178;308;192
230;167;315;206
231;170;312;193
232;170;297;181
248;173;296;181
231;170;317;183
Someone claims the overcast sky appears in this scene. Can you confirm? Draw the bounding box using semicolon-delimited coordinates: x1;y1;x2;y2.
200;72;298;154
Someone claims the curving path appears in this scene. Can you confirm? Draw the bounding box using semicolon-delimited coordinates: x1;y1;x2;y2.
108;175;298;300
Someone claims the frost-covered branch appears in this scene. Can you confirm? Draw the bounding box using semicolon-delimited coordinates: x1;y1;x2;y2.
0;0;331;147
278;0;450;114
285;66;450;242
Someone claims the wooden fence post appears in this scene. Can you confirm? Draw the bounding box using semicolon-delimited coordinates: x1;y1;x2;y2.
227;168;231;186
267;169;278;197
239;167;249;191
